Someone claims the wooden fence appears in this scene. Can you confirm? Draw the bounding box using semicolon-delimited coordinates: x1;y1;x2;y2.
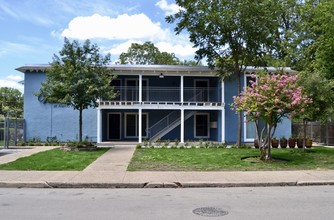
292;122;334;146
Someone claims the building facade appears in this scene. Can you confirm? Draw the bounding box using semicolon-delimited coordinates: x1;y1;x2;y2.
17;65;292;144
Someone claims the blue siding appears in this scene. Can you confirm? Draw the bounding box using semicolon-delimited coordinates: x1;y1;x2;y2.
224;75;240;143
23;69;291;143
24;71;97;142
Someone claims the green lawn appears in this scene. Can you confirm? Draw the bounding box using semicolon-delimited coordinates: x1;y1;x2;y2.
128;147;334;171
0;148;109;171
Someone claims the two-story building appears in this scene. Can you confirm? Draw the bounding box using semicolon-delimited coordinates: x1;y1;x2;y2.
16;64;292;144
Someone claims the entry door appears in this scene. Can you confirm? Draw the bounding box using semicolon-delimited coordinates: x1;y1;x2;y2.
195;80;209;102
108;113;121;140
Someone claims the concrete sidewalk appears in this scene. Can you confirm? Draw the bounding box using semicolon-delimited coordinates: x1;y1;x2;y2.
0;145;334;188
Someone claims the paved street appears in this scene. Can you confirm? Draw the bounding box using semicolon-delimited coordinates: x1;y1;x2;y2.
0;186;333;220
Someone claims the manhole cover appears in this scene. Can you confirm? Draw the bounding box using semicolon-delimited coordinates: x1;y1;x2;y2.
193;207;228;217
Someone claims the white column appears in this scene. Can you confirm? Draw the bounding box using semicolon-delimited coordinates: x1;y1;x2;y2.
97;108;101;143
138;108;142;143
180;109;184;143
139;74;142;103
221;80;225;143
180;75;184;103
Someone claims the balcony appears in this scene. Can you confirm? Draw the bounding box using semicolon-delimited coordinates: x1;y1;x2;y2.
99;86;224;108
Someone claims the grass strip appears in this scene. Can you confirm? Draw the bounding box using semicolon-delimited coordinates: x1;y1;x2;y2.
0;148;109;171
128;147;334;171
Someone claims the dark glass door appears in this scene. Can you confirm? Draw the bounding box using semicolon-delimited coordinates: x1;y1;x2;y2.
108;113;121;140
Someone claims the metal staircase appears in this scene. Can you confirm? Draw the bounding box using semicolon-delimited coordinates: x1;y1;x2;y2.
147;111;196;143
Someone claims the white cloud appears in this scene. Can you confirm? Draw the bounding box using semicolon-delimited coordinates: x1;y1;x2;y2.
61;12;196;62
7;75;23;81
155;41;196;58
155;0;181;15
0;80;24;93
61;13;168;40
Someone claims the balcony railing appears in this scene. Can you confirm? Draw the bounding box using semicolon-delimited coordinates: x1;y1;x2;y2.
104;86;221;102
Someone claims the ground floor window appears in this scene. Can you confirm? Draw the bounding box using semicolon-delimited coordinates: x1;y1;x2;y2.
245;116;256;141
194;113;210;138
125;113;148;138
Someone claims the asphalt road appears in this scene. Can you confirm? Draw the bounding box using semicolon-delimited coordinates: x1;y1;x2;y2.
0;186;333;220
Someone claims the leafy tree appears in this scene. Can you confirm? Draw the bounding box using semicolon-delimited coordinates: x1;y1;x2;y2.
167;0;295;146
37;38;116;143
118;41;180;65
294;0;334;145
118;41;199;65
232;73;311;160
0;87;23;118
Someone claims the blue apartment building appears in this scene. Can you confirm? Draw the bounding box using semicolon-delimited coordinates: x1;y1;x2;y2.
16;65;292;144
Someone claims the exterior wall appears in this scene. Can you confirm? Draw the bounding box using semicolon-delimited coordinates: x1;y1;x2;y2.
101;109;219;142
23;66;292;144
224;74;240;144
24;71;97;142
274;118;291;139
224;73;292;144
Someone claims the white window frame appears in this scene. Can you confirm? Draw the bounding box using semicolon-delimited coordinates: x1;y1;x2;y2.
194;113;210;138
107;112;121;140
243;73;257;142
124;112;149;138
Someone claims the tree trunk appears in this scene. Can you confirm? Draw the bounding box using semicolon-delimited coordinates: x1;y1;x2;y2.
236;73;242;147
79;108;83;143
303;119;307;152
267;124;272;160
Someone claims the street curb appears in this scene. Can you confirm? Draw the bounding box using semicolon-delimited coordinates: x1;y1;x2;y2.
46;182;145;188
0;181;334;188
180;182;297;188
297;180;334;186
0;181;52;188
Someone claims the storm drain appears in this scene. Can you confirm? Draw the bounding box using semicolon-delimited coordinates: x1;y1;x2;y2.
193;207;229;217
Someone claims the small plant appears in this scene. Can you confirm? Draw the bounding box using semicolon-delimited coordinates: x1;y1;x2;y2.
136;144;142;149
155;138;161;147
28;136;41;143
46;136;58;143
179;145;185;149
164;139;170;147
191;145;196;149
218;143;227;148
174;138;179;147
185;140;190;147
199;139;204;148
143;139;149;148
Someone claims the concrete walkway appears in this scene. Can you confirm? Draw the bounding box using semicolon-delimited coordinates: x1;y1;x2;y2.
0;145;334;188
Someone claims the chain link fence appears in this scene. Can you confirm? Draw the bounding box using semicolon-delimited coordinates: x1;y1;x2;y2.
0;117;24;148
292;122;334;146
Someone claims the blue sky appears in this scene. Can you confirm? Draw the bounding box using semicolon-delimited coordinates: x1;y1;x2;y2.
0;0;195;92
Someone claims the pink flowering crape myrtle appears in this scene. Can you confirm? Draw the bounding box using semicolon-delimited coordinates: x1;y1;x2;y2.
232;73;311;160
